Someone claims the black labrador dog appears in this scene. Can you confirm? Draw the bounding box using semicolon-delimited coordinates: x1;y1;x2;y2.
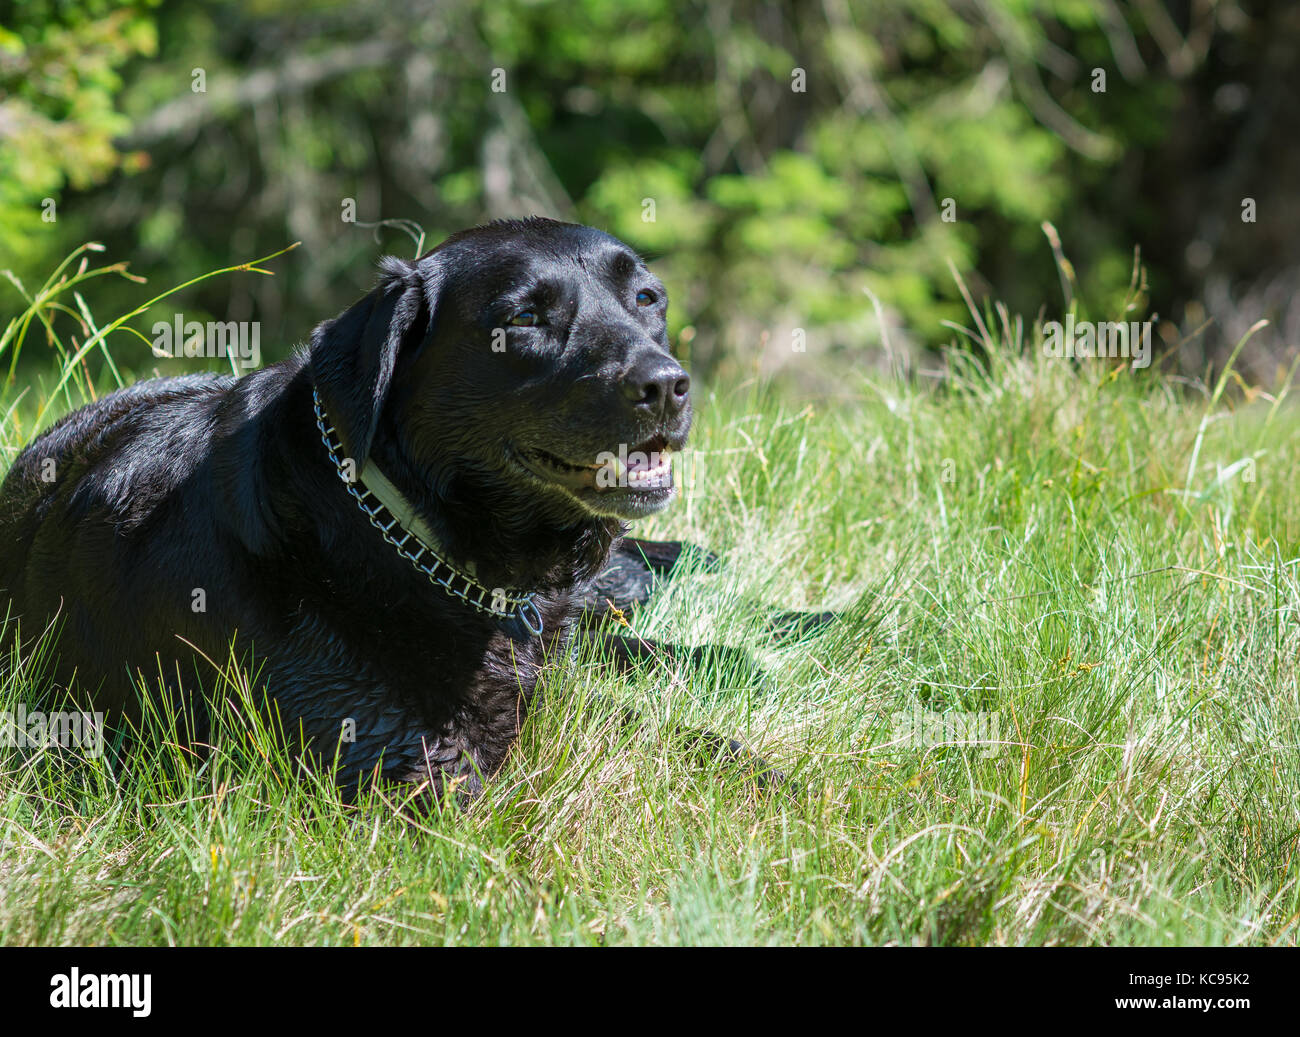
0;218;820;801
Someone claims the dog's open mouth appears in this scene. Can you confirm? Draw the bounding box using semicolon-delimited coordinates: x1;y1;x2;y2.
516;435;675;495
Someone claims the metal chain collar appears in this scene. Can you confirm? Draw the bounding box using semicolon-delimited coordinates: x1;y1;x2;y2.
311;386;543;635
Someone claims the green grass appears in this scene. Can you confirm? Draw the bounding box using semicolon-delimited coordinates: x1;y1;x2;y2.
2;249;1299;946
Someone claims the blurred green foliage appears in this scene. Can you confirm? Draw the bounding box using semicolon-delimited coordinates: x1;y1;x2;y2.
0;0;1280;386
0;1;156;268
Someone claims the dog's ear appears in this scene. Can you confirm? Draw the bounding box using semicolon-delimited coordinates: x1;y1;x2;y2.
309;254;441;464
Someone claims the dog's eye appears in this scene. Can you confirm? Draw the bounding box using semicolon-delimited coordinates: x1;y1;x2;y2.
635;290;656;307
508;309;539;327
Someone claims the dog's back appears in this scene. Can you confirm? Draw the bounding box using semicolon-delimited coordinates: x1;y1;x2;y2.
1;375;241;711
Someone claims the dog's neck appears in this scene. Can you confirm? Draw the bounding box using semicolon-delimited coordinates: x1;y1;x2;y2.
313;387;550;632
312;387;620;621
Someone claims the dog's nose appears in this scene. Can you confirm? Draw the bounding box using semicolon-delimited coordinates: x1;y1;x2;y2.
621;355;690;416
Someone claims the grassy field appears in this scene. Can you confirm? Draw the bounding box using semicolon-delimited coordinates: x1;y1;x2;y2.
2;251;1299;946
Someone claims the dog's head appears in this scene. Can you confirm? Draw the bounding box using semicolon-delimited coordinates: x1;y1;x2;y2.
310;217;690;522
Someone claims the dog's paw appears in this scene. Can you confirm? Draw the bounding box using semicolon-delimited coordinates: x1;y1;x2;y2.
723;739;802;797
